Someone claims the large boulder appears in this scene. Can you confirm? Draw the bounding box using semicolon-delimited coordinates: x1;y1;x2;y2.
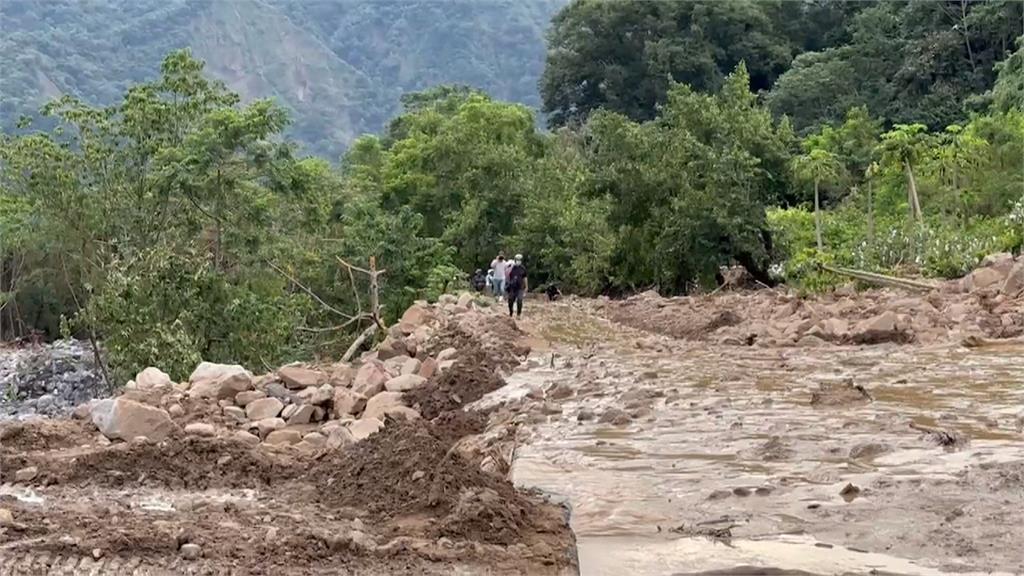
91;398;178;441
235;390;267;407
135;367;173;390
333;388;367;418
963;266;1006;292
245;397;284;420
285;404;317;425
352;362;389;397
278;366;324;390
328;363;354;388
851;311;907;344
363;391;405;421
188;362;253;400
384;374;427;392
295;384;333;406
376;336;408;361
1001;260;1024;298
398;303;434;335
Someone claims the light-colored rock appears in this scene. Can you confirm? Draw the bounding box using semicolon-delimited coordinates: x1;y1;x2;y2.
329;363;354;388
384;374;427;392
352;362;389;397
851;311;905;344
797;334;829;347
399;357;421;376
222;406;246;423
377;335;408;360
235;390;266;407
168;404;185;418
14;466;37;483
398;303;434;334
135;367;172;390
966;266;1006;291
265;429;303;445
282;404;299;419
286;404;316;425
821;317;849;340
278;365;324;389
72;401;97;420
417;357;438;379
188;364;253;400
438;359;456;373
233;430;261;446
91;398;178;441
332;387;367;418
1001;260;1024;298
0;508;14;526
547;382;573;400
184;422;216;437
180;543;202;560
245;397;284;420
326;426;355;449
363;391;405;421
383;406;420;420
302;432;326;447
251;417;286;438
436;347;458;363
456;292;474;308
295;384;333;406
348;417;384;441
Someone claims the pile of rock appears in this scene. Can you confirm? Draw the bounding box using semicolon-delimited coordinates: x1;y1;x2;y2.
75;297;473;450
607;252;1024;347
0;339;105;419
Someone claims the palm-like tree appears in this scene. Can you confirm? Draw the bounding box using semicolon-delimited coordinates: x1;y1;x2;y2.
792;147;843;250
879;124;928;225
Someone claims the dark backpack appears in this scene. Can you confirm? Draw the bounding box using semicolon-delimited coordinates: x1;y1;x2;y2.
507;264;527;291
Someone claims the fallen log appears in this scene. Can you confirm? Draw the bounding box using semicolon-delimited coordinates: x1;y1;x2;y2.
821;264;938;292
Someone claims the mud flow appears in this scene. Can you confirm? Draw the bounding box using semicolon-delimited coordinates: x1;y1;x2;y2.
484;301;1024;576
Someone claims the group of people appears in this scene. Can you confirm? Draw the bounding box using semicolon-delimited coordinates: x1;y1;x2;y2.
471;252;528;318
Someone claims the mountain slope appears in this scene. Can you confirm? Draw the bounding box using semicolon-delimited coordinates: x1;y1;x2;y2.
0;0;564;158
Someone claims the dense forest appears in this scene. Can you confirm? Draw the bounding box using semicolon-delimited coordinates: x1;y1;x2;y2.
1;0;1022;383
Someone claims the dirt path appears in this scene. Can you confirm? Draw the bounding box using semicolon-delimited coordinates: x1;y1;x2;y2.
491;299;1024;576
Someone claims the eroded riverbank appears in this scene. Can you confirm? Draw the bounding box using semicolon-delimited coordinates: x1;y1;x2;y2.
493;300;1024;575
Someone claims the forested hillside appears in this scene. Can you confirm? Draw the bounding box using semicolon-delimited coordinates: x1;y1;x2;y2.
0;0;563;158
1;0;1022;382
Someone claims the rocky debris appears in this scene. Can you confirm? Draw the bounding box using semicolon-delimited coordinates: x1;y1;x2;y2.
910;422;970;450
265;429;303;445
278;365;324;389
364;391;406;421
188;362;253;400
184;422;217;437
599;408;633;426
14;466;38;482
547;382;574;400
349;417;384;440
418;357;439;379
810;379;873;406
251;417;286;438
180;543;202;560
604;253;1024;347
385;374;427;392
91;398;178;441
0;339;105;418
222;406;246;423
235;390;266;407
246;397;284;420
352;361;390;397
135;367;172;390
233;430;261;446
286;404;317;425
849;442;891;460
333;388;367;418
295;384;333;406
839;483;862;502
437;347;458;363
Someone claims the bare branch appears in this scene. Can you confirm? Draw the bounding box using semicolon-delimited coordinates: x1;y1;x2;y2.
265;260;354;320
342;323;377;362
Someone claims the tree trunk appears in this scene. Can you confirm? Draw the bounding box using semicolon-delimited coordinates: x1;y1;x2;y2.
814;179;823;251
867;180;875;247
905;161;922;224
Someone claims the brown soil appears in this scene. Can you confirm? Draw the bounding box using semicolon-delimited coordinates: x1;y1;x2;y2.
0;310;576;575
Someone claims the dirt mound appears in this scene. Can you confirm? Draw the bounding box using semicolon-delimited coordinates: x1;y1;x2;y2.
407;350;506;420
0;419;96;452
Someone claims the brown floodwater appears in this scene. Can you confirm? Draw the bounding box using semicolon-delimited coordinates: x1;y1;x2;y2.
479;302;1024;576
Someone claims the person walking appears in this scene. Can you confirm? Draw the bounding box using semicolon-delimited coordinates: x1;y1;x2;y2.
489;252;507;299
471;268;487;292
505;254;528;318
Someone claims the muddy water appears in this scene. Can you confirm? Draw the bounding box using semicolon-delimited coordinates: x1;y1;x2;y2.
488;302;1024;576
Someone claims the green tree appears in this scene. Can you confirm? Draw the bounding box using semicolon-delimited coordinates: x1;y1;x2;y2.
792;148;844;250
879;123;930;224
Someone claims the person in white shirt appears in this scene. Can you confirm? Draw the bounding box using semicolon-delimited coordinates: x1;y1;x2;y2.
489;252;507;298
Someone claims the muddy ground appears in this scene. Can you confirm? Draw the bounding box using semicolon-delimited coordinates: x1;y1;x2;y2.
0;317;577;575
497;300;1024;575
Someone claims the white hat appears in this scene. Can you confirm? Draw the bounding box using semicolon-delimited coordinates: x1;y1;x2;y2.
514;253;523;260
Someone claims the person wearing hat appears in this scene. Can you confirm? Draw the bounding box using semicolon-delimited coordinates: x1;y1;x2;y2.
505;254;528;318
